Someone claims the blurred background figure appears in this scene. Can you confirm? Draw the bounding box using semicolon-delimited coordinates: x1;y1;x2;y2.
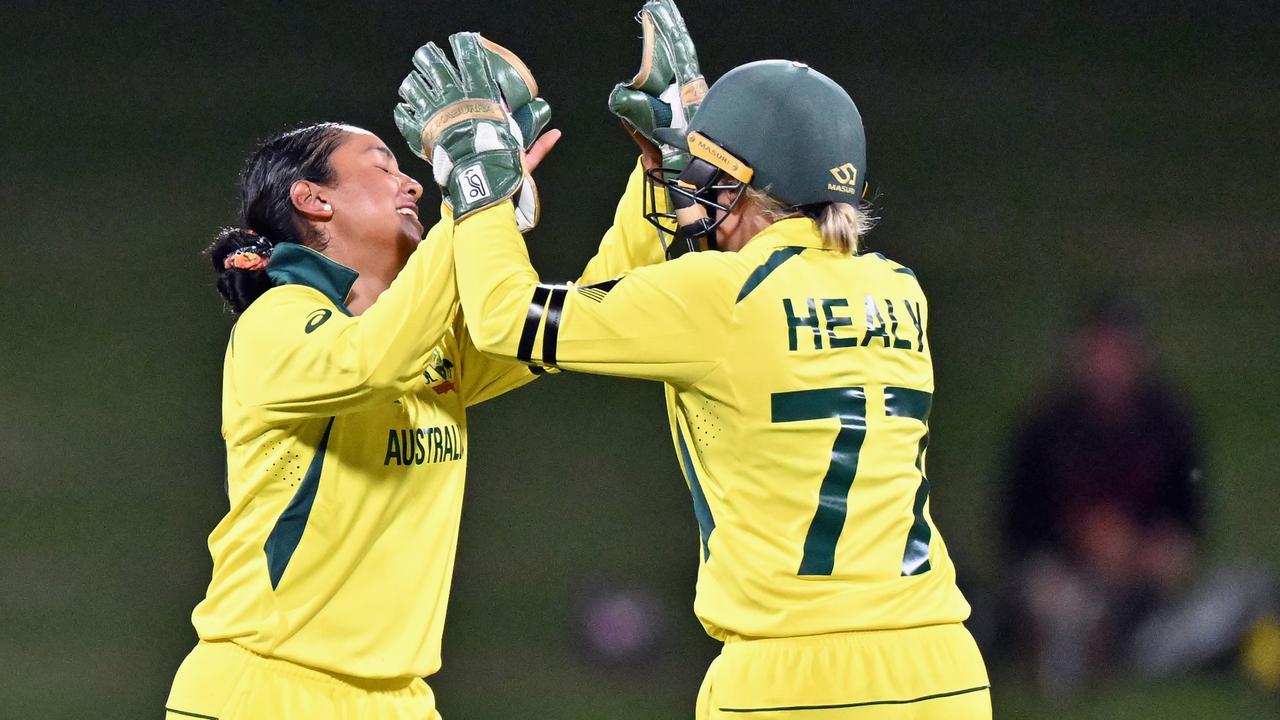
999;296;1278;696
572;583;666;668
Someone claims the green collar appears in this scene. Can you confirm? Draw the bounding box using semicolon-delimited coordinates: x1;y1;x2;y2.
265;243;358;314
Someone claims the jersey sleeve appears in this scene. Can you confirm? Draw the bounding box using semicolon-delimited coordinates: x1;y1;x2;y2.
229;218;458;424
448;159;669;405
575;157;669;285
454;202;735;386
456;316;539;407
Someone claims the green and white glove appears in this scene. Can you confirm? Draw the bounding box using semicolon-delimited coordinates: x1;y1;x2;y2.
480;37;552;158
608;0;706;170
395;33;547;230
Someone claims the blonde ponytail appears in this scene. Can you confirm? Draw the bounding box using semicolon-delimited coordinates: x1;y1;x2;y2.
744;187;875;255
816;202;876;255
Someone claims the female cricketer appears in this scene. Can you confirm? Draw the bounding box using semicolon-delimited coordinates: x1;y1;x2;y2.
401;33;993;720
164;41;668;718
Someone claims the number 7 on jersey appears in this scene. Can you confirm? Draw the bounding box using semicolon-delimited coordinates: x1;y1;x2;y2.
771;386;933;577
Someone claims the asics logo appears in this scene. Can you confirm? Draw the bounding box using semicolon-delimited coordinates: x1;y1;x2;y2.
305;309;333;334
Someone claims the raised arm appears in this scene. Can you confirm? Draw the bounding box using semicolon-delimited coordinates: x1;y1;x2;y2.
576;158;670;284
230;218;457;424
455;202;731;384
393;32;732;383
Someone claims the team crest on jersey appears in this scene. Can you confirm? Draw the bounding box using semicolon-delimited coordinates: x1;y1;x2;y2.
423;349;456;395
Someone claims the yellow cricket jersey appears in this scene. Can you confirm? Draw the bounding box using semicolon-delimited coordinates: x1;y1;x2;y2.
190;160;664;679
455;204;972;641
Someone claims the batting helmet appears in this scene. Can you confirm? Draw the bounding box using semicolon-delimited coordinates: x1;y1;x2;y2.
645;60;868;256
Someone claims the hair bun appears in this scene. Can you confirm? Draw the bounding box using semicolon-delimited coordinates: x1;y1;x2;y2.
207;123;346;315
210;227;274;272
207;227;278;314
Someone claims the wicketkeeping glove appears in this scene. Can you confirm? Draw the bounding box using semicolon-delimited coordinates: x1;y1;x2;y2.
395;33;546;230
481;38;552;157
608;0;706;170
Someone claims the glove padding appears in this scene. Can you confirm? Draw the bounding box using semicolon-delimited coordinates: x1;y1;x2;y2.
480;36;551;155
395;33;546;230
608;0;706;170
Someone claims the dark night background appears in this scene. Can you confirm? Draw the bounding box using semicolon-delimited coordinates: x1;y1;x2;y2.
2;1;1277;717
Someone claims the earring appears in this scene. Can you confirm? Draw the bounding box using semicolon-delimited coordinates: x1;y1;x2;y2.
323;203;332;212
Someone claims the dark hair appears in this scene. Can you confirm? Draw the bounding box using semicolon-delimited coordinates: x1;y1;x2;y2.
207;123;348;314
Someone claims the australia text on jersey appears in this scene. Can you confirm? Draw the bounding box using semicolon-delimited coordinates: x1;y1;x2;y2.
383;424;464;466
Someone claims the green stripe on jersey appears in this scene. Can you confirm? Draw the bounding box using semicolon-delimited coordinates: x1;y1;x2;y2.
676;427;716;560
736;247;805;303
264;417;334;589
165;708;219;720
720;684;990;713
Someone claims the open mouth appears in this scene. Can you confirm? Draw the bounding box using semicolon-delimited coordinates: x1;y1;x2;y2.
396;207;419;219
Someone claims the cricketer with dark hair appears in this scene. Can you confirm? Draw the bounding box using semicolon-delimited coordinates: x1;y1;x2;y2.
165;36;673;719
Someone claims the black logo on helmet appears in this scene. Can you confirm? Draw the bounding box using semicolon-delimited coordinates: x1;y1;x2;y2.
305;309;333;334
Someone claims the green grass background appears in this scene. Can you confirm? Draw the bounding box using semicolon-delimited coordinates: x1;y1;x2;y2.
1;2;1276;717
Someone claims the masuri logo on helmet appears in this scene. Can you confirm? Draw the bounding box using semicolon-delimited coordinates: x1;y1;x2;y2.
687;131;754;184
829;163;859;186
